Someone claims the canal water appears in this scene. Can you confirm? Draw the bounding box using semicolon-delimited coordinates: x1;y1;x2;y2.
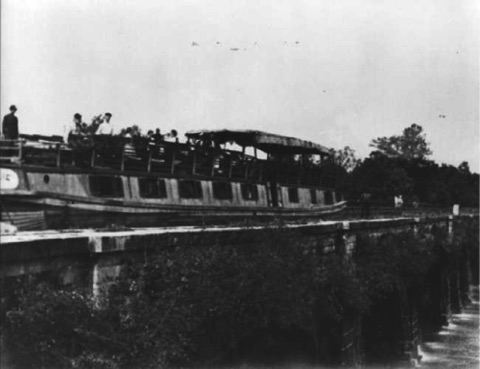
418;286;479;369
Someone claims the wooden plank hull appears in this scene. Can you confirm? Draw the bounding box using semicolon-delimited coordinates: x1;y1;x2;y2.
1;165;347;229
1;194;347;229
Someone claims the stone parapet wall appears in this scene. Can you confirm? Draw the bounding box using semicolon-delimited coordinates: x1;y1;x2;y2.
2;215;477;280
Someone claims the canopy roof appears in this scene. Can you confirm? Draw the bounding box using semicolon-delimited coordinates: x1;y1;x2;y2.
185;129;331;155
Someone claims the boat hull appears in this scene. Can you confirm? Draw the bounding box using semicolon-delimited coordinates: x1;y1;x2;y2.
0;166;347;229
1;193;347;229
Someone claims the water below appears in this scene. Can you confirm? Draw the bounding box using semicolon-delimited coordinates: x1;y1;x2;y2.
418;287;479;369
203;288;480;369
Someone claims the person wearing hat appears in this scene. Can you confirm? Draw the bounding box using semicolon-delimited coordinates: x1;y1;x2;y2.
164;129;179;143
96;112;114;135
66;113;88;141
2;105;19;140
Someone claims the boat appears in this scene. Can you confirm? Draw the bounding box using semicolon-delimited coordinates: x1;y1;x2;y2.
0;130;347;229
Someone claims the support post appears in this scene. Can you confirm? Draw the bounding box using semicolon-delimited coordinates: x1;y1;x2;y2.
192;151;196;175
413;217;420;235
447;215;453;242
147;149;152;173
18;140;23;162
335;221;354;257
170;148;177;174
56;144;61;168
210;155;215;177
90;148;96;168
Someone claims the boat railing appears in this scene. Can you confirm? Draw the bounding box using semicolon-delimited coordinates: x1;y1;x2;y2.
0;139;24;163
0;136;333;188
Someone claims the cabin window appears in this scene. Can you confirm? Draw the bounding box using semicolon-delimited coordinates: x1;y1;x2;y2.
241;183;258;201
212;181;233;200
310;189;317;204
288;187;299;203
89;175;124;197
179;180;203;199
138;178;167;198
324;190;334;205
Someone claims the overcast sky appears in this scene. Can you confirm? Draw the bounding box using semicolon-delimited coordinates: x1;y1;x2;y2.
1;0;478;170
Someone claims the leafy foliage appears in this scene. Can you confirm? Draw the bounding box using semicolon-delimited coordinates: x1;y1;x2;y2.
344;152;479;205
356;229;436;302
370;123;432;160
318;124;479;206
2;227;364;368
330;146;361;173
4;282;119;369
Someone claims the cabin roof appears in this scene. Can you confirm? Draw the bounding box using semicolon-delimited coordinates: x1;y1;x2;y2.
185;129;331;155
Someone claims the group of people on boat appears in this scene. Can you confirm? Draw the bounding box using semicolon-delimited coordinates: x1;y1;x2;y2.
67;112;179;144
68;112;114;137
2;105;319;179
3;106;227;151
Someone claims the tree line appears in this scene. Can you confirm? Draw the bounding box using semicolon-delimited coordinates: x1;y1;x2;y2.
325;123;479;207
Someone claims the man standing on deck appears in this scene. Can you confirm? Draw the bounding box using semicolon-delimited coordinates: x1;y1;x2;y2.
2;105;19;140
96;112;114;135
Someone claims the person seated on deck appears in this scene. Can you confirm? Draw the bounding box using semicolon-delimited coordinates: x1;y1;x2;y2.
124;127;133;138
146;130;154;141
130;125;141;137
80;123;89;134
164;129;178;143
153;128;164;143
67;113;85;140
123;127;137;157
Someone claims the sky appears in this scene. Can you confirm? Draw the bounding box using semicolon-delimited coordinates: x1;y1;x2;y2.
1;0;479;171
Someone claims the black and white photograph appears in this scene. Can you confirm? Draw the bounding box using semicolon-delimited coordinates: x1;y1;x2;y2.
1;0;478;368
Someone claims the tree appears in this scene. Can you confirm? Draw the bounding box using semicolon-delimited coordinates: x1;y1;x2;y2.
458;161;470;175
348;153;408;201
384;167;414;197
330;146;361;172
369;124;432;160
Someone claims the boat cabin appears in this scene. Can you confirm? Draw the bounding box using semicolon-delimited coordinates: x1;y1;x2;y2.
0;130;346;228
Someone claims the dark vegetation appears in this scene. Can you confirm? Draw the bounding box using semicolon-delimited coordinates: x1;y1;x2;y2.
327;124;479;206
2;218;478;369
